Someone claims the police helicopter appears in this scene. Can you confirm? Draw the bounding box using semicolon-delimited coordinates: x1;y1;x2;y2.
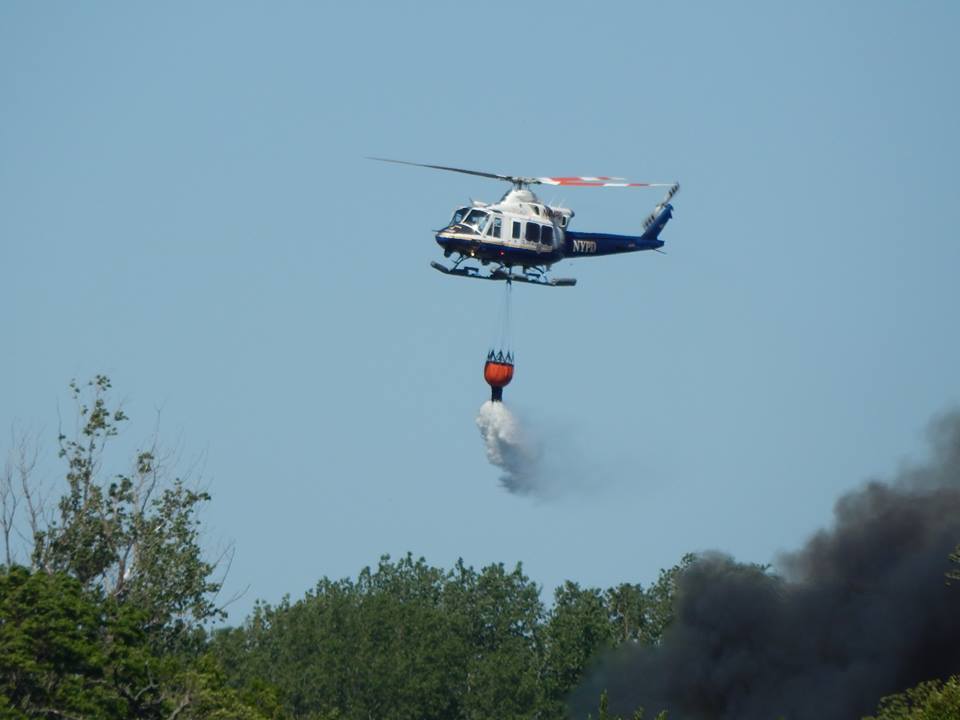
371;157;679;287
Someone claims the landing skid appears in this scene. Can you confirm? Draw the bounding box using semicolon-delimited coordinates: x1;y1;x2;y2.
430;261;576;287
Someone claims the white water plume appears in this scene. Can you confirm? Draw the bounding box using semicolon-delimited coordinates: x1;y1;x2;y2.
476;401;543;495
475;401;620;499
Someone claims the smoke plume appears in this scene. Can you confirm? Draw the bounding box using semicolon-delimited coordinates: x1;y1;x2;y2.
572;411;960;720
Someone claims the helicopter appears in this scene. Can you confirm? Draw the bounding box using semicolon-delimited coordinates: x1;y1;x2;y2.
371;157;679;287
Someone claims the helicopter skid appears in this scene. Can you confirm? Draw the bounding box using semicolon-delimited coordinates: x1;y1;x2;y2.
430;261;576;287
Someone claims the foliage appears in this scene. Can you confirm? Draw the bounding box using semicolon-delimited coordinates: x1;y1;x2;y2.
2;375;224;651
863;676;960;720
156;654;282;720
605;553;695;647
544;581;615;706
214;554;546;720
0;565;274;720
0;376;264;717
447;558;546;720
213;553;695;720
587;689;668;720
0;565;156;719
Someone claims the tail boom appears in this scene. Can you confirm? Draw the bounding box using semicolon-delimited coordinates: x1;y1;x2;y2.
564;183;678;257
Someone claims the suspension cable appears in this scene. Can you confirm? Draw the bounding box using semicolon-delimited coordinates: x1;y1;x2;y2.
490;279;513;357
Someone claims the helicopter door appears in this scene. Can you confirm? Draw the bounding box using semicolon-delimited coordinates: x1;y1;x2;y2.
489;216;502;240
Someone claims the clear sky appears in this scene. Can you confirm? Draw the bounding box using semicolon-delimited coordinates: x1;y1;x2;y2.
3;1;959;621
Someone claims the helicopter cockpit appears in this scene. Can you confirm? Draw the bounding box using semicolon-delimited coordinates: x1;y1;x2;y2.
457;209;489;235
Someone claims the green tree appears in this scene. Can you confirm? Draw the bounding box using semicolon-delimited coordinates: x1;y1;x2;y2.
16;376;225;649
0;378;274;719
604;582;646;644
213;555;547;720
0;563;274;720
586;690;668;720
543;581;614;708
215;555;460;720
158;654;284;720
0;565;157;719
214;553;702;720
863;676;960;720
452;561;546;720
612;553;695;647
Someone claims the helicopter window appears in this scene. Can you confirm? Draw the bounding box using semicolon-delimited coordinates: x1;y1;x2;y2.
541;225;554;246
525;222;540;243
450;207;469;225
491;217;502;238
559;216;568;227
512;221;521;240
461;209;489;234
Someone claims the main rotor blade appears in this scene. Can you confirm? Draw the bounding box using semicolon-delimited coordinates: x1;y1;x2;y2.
366;157;532;185
367;157;675;189
536;176;675;188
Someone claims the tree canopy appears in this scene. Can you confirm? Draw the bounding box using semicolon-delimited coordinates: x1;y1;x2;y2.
3;375;224;651
865;676;960;720
210;552;692;720
1;376;258;720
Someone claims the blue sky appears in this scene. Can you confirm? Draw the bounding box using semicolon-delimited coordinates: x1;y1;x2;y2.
3;1;958;620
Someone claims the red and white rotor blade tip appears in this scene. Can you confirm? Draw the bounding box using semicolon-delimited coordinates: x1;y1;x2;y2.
537;176;673;188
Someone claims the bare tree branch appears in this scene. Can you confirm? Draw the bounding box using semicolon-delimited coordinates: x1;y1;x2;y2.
28;707;85;720
1;444;17;567
1;427;45;568
165;692;192;720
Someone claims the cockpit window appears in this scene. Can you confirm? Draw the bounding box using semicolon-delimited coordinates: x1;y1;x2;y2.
461;209;489;234
450;207;469;225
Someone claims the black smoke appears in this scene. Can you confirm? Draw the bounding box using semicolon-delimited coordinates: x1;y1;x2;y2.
572;412;960;720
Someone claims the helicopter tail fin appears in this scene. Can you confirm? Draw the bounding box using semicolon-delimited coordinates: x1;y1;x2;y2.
640;183;679;241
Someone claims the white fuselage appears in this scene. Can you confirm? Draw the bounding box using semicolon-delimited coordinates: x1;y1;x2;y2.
435;188;574;267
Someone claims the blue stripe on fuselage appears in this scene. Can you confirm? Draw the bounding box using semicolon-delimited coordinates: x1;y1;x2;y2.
435;234;563;264
564;203;672;257
564;230;664;256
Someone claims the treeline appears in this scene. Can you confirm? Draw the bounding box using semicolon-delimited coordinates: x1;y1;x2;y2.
2;377;959;719
210;552;690;720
